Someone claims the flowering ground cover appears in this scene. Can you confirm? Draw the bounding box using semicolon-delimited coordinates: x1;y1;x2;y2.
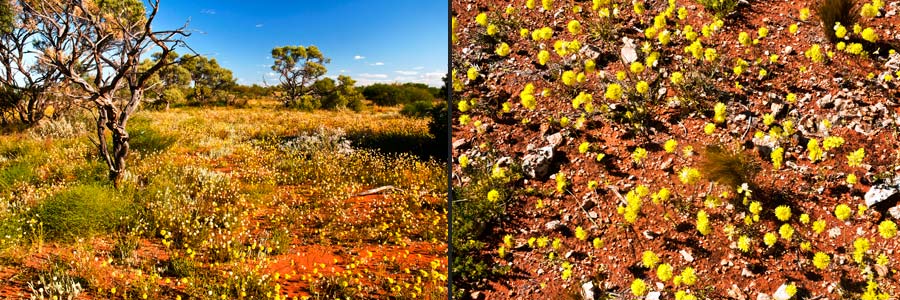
0;101;447;299
451;0;900;299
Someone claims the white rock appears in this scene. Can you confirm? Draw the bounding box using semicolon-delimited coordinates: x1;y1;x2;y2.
886;53;900;71
645;291;661;300
865;177;900;207
773;284;792;300
828;227;841;238
889;206;900;219
757;293;772;300
621;37;638;63
727;284;747;300
679;249;694;262
581;281;596;300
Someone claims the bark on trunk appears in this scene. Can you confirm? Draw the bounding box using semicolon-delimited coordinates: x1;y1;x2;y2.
95;101;131;188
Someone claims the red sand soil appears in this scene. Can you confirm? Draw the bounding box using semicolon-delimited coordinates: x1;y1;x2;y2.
0;187;446;299
453;0;900;299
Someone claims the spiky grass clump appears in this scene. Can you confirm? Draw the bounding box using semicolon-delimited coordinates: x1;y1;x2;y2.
700;144;760;190
816;0;859;43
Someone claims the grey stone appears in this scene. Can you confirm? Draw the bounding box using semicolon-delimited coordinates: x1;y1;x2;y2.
523;146;555;179
752;135;778;158
771;102;784;116
546;132;564;148
579;44;602;61
452;138;469;150
782;46;793;55
741;267;755;277
817;94;835;109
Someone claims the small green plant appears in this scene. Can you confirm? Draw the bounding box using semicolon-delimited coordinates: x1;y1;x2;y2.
27;262;86;300
696;0;740;17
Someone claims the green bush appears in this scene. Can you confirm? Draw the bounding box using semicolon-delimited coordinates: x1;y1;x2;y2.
696;0;739;17
427;101;449;159
31;183;133;241
451;156;519;297
362;83;436;106
400;100;434;118
0;139;45;193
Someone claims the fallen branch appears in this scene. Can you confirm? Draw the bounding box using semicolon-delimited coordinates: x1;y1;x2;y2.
354;185;398;197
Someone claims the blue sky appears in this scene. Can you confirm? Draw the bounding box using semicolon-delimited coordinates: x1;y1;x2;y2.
153;1;448;87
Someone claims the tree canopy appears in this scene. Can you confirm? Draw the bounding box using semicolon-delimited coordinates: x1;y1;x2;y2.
271;45;329;107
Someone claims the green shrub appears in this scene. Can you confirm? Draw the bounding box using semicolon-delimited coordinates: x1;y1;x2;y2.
427;101;449;159
451;156;519;297
0;139;45;193
696;0;740;17
363;83;436;106
0;161;38;192
817;0;858;43
31;183;133;241
400;100;434;118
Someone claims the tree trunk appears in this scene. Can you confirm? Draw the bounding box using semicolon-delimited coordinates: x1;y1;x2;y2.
95;102;130;188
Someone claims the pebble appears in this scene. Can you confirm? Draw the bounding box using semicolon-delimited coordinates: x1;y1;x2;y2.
741;267;755;277
679;249;694;262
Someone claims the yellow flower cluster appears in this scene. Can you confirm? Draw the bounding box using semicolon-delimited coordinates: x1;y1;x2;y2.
679;167;700;185
805;44;825;63
531;27;554;41
642;250;659;267
847;148;865;167
696;210;711;235
520;83;537;110
835;204;852;221
813;252;831;269
807;139;823;162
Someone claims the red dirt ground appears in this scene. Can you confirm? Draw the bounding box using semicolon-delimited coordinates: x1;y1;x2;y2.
452;0;900;299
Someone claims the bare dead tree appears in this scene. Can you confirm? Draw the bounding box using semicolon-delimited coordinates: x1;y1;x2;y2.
0;2;63;125
26;0;190;186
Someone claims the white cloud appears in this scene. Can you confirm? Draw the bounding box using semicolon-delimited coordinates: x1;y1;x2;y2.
395;70;418;76
370;62;384;66
353;55;365;60
422;72;445;78
200;9;216;15
394;76;417;82
358;73;388;78
355;78;389;86
413;66;425;70
255;24;264;28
